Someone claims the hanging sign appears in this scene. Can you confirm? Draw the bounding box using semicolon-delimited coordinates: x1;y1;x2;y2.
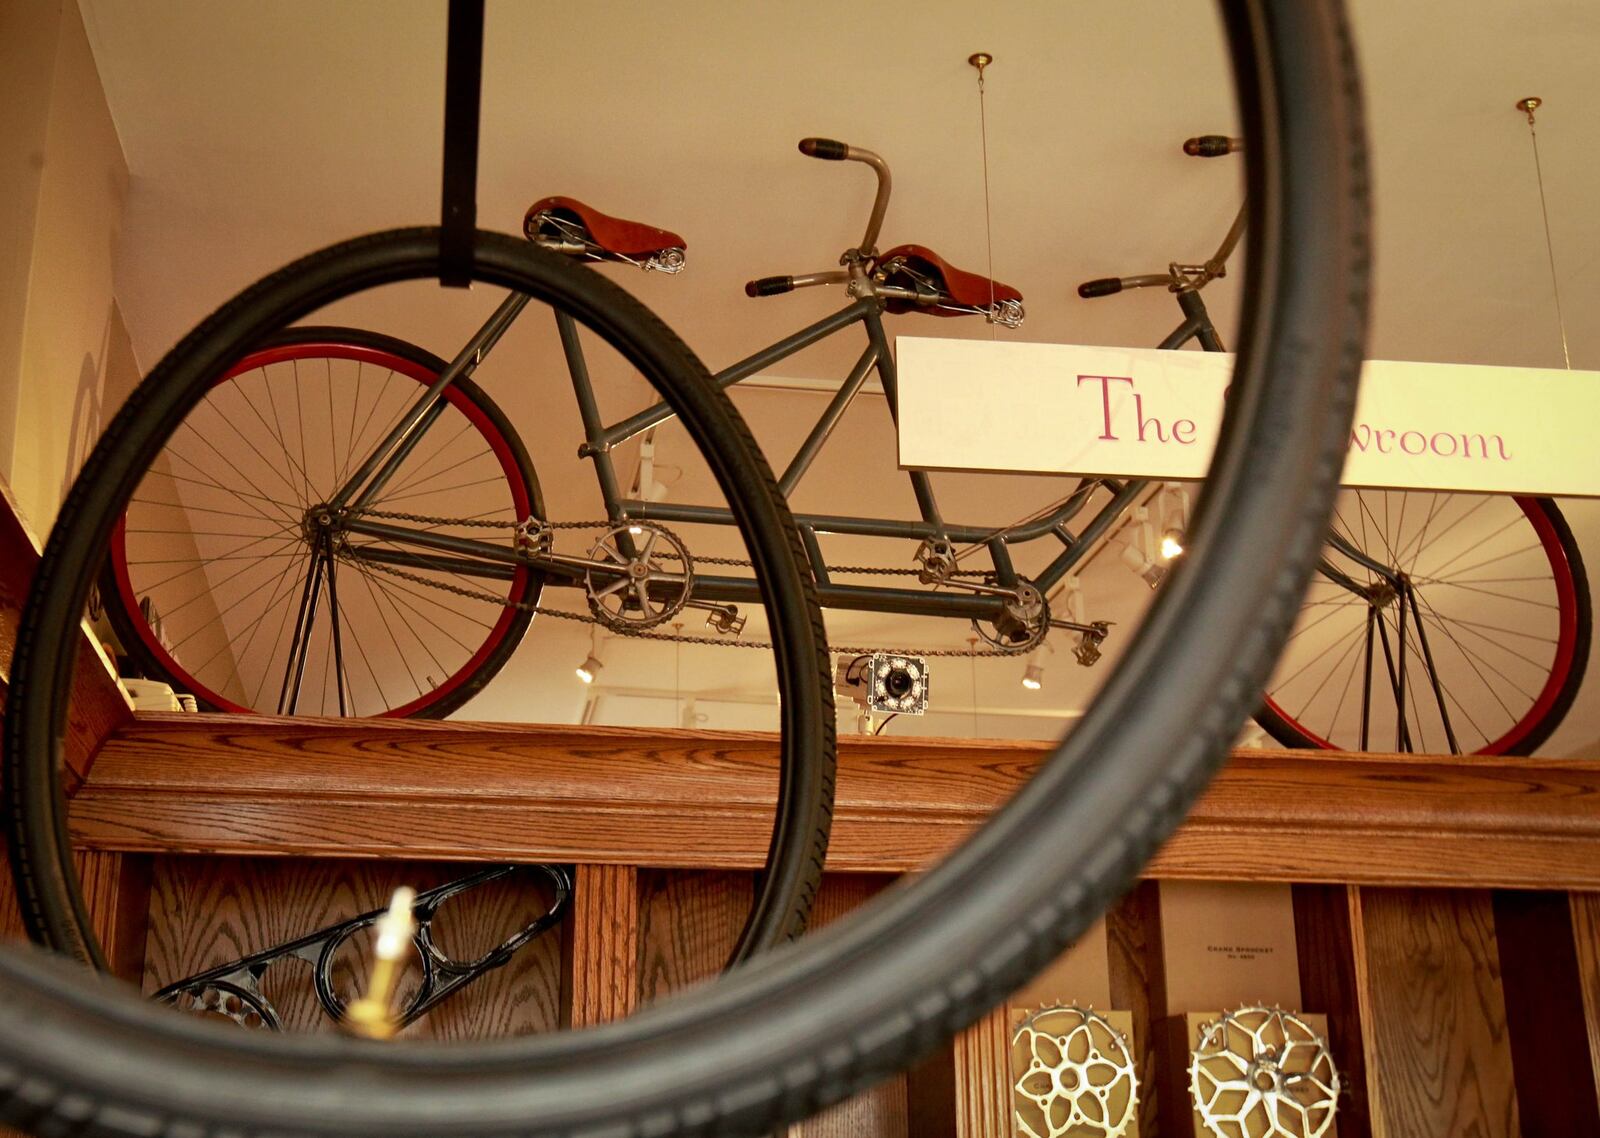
896;336;1600;497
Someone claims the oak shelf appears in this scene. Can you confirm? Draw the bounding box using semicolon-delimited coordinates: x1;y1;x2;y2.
69;714;1600;890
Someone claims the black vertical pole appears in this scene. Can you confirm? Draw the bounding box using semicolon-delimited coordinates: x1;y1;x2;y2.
439;0;484;288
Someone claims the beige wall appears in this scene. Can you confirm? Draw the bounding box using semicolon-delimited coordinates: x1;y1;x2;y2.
1;0;132;534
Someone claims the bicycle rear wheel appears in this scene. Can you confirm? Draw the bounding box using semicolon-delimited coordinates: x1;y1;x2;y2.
103;326;541;718
1256;492;1590;755
0;1;1367;1133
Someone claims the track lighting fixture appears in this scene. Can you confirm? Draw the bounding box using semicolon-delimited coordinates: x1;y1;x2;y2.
576;629;604;684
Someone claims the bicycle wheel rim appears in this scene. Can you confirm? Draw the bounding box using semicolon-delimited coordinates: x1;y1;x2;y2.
0;1;1367;1132
1257;494;1588;755
5;230;833;972
104;334;540;719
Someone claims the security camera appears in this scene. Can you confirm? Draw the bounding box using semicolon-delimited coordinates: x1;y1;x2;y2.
836;652;930;715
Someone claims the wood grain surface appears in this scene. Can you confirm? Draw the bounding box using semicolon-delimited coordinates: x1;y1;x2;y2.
1492;890;1600;1137
1571;893;1600;1113
141;856;564;1040
1292;884;1372;1138
1107;881;1165;1131
787;874;907;1138
1360;888;1520;1138
71;717;1600;889
953;1004;1013;1138
0;476;131;794
566;864;638;1027
636;869;753;1004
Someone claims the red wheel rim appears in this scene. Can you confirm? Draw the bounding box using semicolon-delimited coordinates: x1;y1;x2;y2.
109;340;534;717
1261;496;1581;755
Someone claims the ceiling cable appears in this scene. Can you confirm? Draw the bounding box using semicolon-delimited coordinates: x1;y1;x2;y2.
1516;97;1571;370
969;52;999;340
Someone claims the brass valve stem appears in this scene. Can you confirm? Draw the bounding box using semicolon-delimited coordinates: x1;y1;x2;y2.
344;885;417;1040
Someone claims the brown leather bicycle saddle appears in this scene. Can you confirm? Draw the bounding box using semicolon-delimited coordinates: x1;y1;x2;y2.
523;196;686;258
876;244;1022;314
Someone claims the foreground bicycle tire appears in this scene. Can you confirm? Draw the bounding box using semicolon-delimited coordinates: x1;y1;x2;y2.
103;326;543;719
0;1;1367;1133
4;231;836;970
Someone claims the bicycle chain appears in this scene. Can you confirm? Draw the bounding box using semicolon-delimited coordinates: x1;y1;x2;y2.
351;510;1033;657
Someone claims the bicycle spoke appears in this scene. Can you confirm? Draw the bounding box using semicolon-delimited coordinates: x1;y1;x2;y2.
277;549;327;715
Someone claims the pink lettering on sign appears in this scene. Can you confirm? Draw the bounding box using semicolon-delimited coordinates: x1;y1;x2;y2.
1347;423;1513;461
1077;375;1133;440
1075;375;1198;446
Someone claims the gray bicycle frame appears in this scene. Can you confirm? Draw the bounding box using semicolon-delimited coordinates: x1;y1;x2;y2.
338;290;1143;625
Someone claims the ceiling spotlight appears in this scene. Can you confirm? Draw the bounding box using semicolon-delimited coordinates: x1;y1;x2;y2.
1021;662;1044;690
1158;484;1190;561
1121;542;1167;589
575;654;603;684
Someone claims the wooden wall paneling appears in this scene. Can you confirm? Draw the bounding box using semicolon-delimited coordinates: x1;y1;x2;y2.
636;869;754;1003
74;849;151;982
1156;1014;1198;1138
564;864;638;1028
1292;884;1372;1138
1572;894;1600;1113
1492;890;1600;1137
142;856;563;1039
1106;880;1165;1130
1359;887;1519;1138
77;720;1600;889
786;874;906;1138
954;1004;1012;1138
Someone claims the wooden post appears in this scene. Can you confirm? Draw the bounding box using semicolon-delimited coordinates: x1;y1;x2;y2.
1359;888;1519;1137
565;864;638;1027
1572;893;1600;1113
790;875;907;1138
953;1003;1012;1138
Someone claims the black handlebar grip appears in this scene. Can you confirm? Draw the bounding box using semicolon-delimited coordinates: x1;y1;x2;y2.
1077;278;1124;299
798;137;850;161
1183;134;1235;158
746;276;796;298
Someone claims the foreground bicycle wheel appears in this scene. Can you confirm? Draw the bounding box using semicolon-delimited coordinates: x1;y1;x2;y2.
5;230;835;971
1257;492;1590;755
103;326;542;718
0;1;1367;1133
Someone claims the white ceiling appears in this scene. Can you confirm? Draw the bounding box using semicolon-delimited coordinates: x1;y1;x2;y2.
79;0;1600;754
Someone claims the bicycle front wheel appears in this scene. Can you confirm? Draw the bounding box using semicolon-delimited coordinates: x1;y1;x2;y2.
1257;492;1590;755
103;326;541;718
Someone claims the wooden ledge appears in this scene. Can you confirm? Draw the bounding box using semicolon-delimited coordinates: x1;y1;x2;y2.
69;715;1600;888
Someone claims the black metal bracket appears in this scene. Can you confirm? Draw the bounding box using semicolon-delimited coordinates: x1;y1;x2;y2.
439;0;485;287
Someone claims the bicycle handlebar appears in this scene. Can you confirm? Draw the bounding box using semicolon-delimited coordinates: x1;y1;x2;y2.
744;270;850;298
747;276;795;297
1080;136;1247;299
1183;134;1244;157
797;137;893;255
1077;278;1122;298
798;137;850;161
1078;274;1172;298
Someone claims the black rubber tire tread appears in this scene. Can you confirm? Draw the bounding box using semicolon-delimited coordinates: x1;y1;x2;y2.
97;324;544;720
3;230;835;972
0;1;1365;1133
1253;496;1591;756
